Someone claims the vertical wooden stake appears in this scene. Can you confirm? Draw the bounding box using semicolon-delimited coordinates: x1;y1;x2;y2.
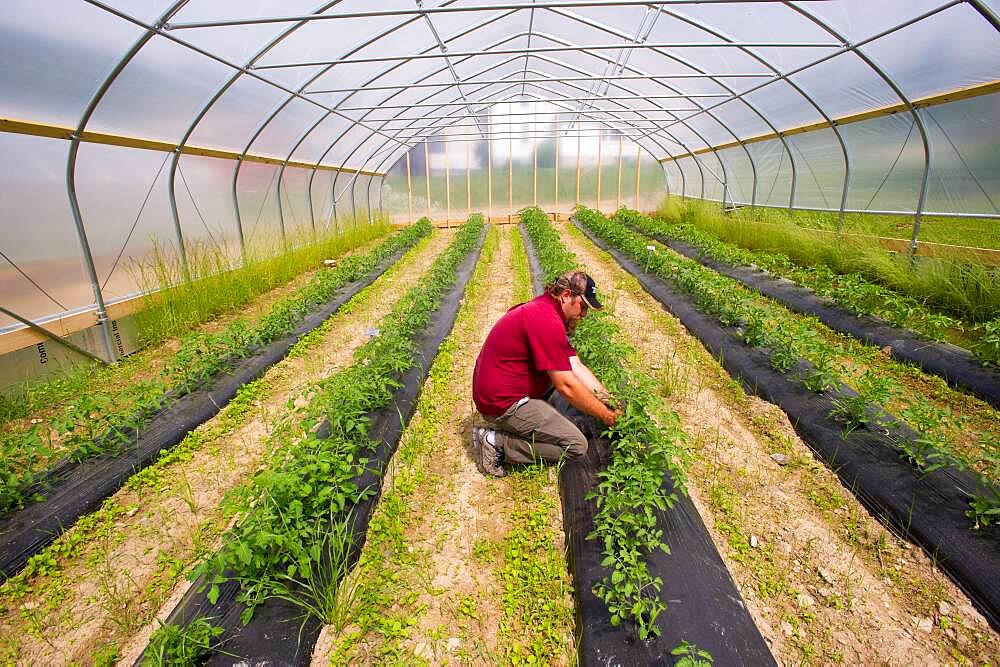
406;151;413;225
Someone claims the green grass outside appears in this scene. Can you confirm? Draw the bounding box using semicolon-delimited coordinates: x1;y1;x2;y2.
657;196;1000;324
730;205;1000;251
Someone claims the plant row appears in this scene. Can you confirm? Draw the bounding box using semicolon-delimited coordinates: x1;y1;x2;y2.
658;197;1000;329
0;221;431;515
574;206;1000;529
618;208;988;357
188;215;484;630
520;206;690;640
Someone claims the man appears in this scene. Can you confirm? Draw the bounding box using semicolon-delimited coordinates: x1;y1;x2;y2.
471;270;618;477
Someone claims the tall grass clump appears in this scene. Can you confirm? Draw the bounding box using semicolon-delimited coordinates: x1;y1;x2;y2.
656;196;1000;324
131;213;392;346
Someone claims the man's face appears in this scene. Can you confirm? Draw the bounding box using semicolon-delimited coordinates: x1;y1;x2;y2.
559;290;589;332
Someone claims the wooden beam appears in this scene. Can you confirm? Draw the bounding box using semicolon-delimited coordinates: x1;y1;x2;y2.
0;295;145;357
0;117;384;176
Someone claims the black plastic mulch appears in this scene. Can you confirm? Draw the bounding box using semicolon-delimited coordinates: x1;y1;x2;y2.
642;230;1000;410
137;228;486;666
576;222;1000;632
0;245;413;580
520;225;775;665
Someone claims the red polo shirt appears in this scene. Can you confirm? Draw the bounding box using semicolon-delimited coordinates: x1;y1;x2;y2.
472;293;577;417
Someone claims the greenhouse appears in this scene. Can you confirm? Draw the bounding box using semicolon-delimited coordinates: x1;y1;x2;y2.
0;0;998;663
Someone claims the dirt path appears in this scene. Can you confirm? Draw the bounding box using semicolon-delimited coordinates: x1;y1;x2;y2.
0;230;454;666
556;220;998;665
311;225;575;665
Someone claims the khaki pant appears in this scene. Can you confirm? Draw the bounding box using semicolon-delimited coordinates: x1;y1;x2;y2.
482;398;588;465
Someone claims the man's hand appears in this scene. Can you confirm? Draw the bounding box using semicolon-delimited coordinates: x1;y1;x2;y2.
550;369;617;427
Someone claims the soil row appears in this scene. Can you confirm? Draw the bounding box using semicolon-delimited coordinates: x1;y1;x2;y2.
555;218;998;662
134;221;486;664
0;230;454;664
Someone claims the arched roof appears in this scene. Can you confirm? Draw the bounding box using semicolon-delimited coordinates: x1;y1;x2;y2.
1;0;998;338
4;1;998;174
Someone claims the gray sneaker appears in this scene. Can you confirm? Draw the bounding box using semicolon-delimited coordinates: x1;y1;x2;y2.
473;427;505;477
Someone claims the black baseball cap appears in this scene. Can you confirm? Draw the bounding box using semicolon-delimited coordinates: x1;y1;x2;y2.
578;273;603;310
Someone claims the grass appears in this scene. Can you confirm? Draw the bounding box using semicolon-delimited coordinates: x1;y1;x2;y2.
732;205;1000;251
0;221;430;514
495;225;576;663
0;216;393;428
0;231;447;661
131;213;393;347
325;225;502;660
657;196;1000;324
559;223;998;662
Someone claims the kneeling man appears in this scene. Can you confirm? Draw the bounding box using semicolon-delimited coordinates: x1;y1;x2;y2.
471;270;618;477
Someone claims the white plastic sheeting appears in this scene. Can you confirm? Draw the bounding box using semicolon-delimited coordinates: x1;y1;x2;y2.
0;0;997;331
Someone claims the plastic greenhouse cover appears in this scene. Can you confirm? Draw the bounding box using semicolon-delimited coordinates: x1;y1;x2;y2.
1;0;999;331
0;0;140;127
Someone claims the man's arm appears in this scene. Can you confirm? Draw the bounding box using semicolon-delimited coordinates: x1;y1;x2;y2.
548;369;617;427
569;355;612;404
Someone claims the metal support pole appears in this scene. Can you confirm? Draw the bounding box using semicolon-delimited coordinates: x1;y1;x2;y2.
466;140;471;218
616;134;623;211
0;305;109;366
554;115;560;216
366;172;376;223
508;131;513;222
907;112;930;258
596;129;602;212
424;141;431;220
306;167;317;242
635;144;641;209
576;132;582;204
165;149;191;283
350;176;358;226
275;165;288;251
445;137;451;227
715;150;728;211
232;157;249;264
406;151;413;224
532;102;538;207
488;138;493;221
330;170;340;231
